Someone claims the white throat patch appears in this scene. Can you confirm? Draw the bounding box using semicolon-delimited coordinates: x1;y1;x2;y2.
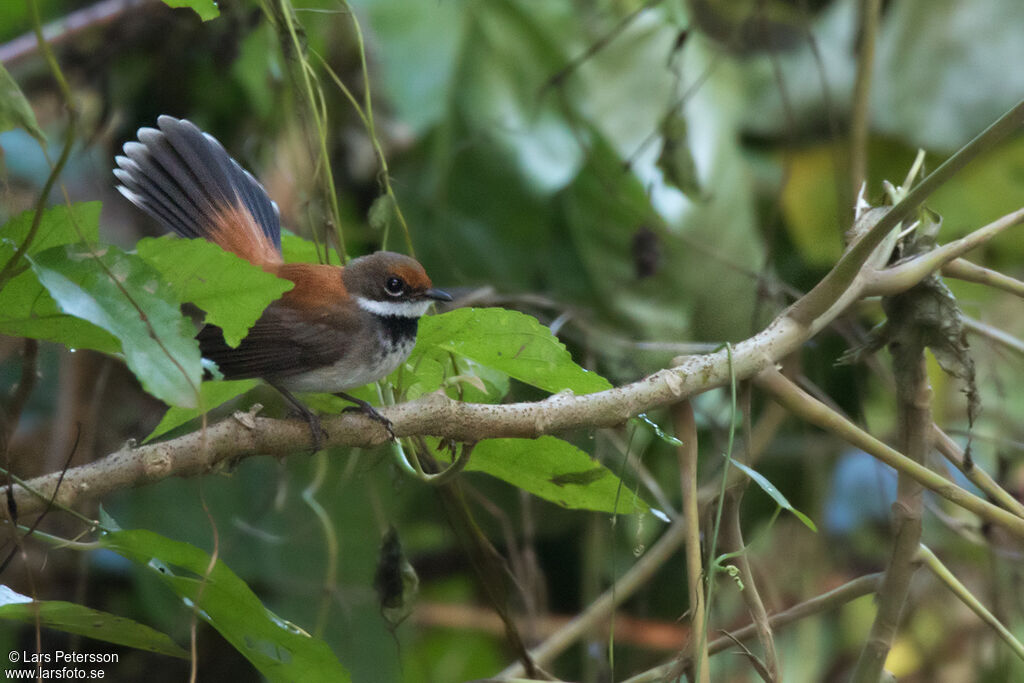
356;296;432;319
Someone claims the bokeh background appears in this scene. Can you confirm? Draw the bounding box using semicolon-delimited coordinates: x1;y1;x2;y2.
2;0;1024;680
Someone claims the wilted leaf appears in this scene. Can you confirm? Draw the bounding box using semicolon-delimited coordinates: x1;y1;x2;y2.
657;114;702;199
368;194;397;233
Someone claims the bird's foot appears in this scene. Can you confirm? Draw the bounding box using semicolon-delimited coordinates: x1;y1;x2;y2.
336;393;396;441
299;411;328;453
270;382;328;452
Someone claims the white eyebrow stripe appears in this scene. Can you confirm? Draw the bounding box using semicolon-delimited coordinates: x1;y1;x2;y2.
355;296;432;319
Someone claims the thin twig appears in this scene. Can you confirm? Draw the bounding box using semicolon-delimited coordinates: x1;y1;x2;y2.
674;401;708;683
917;544;1024;663
497;519;688;678
931;425;1024;519
962;315;1024;356
753;367;1024;537
790;100;1024;325
847;0;881;207
622;573;885;683
722;491;777;681
867;208;1024;296
540;0;664;93
0;0;149;65
943;258;1024;298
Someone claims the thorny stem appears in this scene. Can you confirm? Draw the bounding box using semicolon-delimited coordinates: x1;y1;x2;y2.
790;99;1024;326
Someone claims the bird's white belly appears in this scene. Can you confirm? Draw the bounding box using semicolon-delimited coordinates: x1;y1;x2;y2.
277;340;414;394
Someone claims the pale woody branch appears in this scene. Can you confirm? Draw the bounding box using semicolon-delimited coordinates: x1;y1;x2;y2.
8;204;1023;531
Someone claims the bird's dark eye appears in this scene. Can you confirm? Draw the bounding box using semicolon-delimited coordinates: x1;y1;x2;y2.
384;276;405;297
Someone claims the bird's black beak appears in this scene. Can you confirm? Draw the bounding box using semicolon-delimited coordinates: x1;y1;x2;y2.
424;288;453;302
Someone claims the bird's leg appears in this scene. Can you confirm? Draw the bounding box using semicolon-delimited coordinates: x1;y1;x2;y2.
269;382;326;452
335;392;396;441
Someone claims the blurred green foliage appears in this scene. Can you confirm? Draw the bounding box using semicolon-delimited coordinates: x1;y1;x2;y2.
1;0;1024;681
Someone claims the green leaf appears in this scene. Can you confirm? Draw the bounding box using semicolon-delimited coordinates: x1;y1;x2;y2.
280;230;341;265
730;459;818;532
136;236;293;347
30;244;202;408
144;379;260;443
415;308;611;395
0;62;45;143
0;204;118;352
101;529;351;682
159;0;219;21
0;202;102;264
460;437;649;514
0;268;120;353
0;585;187;658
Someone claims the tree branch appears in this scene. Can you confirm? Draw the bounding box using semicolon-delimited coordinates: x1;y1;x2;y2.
10;204;1024;526
866;208;1024;296
752;368;1024;539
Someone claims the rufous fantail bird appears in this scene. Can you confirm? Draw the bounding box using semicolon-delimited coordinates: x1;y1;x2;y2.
113;115;451;448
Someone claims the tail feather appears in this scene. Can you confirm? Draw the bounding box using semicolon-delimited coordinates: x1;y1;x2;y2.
115;116;282;262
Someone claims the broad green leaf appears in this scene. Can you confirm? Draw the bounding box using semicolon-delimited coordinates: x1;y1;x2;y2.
102;529;351;683
136;236;293;347
459;437;649;514
0;202;102;265
415;308;611;395
397;342;510;403
0;204;118;351
0;585;187;658
280;230;341;265
160;0;219;21
0;268;120;352
145;379;260;443
0;62;45;143
730;459;818;532
30;244;202;408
